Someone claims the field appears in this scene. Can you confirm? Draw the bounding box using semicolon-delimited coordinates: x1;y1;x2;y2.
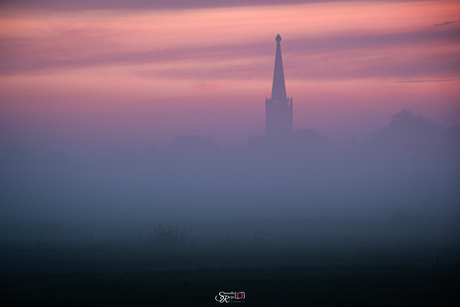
1;217;459;306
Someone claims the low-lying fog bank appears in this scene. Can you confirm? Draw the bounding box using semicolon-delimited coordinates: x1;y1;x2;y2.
1;217;458;252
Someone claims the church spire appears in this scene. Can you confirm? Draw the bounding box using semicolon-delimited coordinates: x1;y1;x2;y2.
265;34;293;139
271;34;287;102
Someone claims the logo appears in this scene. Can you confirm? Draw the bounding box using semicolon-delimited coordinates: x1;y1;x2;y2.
215;291;245;303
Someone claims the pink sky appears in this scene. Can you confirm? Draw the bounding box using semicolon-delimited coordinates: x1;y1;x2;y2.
1;0;459;150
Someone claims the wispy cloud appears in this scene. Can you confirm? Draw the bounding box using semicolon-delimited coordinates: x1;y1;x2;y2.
1;26;459;82
393;79;459;83
434;21;456;26
0;0;361;11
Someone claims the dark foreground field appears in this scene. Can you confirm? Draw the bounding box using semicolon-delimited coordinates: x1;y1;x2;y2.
1;218;459;306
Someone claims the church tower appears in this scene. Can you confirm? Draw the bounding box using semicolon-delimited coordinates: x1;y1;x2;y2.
265;34;293;140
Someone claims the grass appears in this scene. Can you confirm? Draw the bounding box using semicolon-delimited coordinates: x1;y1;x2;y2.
147;222;200;247
1;218;459;306
1;246;459;306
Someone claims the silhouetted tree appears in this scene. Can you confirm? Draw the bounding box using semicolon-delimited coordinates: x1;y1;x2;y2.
363;109;457;160
169;134;219;159
295;128;329;147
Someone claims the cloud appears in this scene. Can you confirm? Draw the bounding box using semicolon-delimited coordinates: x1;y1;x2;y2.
287;50;460;81
2;26;459;82
393;79;459;83
285;27;460;54
434;21;456;26
136;48;460;82
139;63;271;81
0;0;359;11
0;34;272;75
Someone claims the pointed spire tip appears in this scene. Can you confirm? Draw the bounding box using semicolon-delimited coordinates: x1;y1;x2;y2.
275;34;281;42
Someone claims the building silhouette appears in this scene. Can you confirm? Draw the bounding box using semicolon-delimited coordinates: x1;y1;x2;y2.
265;34;293;140
248;34;294;151
248;34;328;153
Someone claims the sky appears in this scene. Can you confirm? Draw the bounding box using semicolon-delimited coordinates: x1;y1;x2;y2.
1;0;459;151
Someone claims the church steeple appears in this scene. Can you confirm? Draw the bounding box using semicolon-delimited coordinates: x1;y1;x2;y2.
265;34;293;139
271;34;287;103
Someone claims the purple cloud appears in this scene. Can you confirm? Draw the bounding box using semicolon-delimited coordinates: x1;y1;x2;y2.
0;0;365;11
1;26;459;81
434;21;456;26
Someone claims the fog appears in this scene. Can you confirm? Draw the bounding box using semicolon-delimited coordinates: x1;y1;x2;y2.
2;108;460;305
1;109;459;236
